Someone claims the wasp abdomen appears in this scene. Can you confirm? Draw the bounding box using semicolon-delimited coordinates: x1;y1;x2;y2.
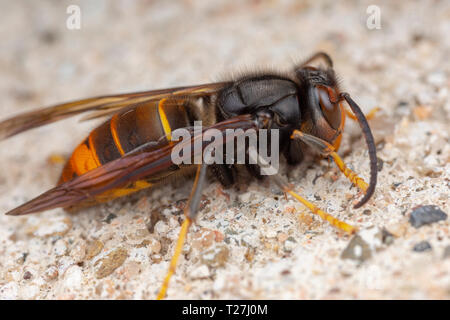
59;98;191;184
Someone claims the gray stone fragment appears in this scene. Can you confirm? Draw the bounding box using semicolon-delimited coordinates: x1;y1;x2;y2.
409;206;447;228
413;241;432;252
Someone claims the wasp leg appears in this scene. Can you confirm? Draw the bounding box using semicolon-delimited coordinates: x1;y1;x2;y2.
156;215;191;300
247;147;356;234
291;130;369;194
156;163;208;300
299;52;333;68
346;107;380;121
271;174;357;234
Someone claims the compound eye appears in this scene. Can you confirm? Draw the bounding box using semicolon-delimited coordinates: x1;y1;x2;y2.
317;87;341;130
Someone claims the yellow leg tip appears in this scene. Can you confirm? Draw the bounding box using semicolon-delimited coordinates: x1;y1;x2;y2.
365;107;381;120
156;218;192;300
346;106;380;121
287;190;356;235
330;152;369;193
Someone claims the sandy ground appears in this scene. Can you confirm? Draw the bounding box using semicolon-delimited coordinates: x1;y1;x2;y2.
0;0;448;299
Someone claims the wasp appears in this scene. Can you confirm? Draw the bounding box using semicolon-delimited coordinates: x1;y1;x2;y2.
0;52;377;299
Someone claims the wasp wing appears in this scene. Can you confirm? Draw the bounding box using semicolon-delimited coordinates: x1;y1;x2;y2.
0;82;229;140
5;115;256;216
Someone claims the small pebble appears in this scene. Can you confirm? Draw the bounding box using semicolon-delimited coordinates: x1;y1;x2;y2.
16;252;29;265
413;241;432;252
283;237;297;252
154;221;169;235
426;71;446;86
103;213;117;224
341;235;372;262
85;240;104;260
45;266;59;281
70;243;87;263
192;228;216;250
152;254;162;263
30;217;72;238
95;248;128;279
147;208;165;233
53;239;68;256
381;228;395;245
277;232;288;243
409;205;447;228
413;105;433;120
265;229;277;238
377;157;384;171
63;265;83;290
190;264;210;279
442;246;450;259
244;247;255;262
23;271;32;280
137;238;161;254
201;245;229;268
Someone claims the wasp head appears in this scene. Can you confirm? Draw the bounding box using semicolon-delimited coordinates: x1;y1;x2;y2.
295;66;344;149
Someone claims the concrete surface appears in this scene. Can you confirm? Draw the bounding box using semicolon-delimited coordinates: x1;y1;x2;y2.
0;0;448;299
